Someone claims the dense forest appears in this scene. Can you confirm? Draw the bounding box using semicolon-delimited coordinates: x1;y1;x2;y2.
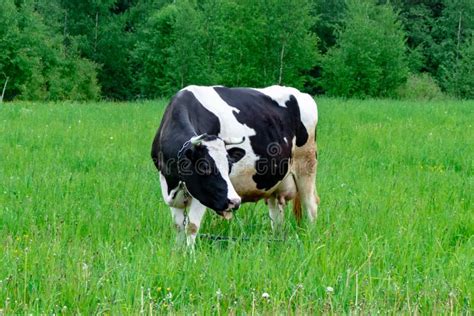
0;0;473;101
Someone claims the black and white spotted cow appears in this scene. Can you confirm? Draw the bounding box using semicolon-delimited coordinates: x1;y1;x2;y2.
151;85;319;246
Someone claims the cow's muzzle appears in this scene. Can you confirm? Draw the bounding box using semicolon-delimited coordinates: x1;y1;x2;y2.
220;198;241;220
227;198;241;211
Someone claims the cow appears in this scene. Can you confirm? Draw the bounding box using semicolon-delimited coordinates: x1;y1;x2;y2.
151;85;319;247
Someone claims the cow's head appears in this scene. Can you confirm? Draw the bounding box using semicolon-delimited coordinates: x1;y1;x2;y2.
178;134;246;217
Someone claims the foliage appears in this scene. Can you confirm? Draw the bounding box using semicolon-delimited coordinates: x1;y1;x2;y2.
396;73;445;100
134;0;318;98
1;99;472;313
134;2;209;98
322;0;408;98
0;0;99;101
312;0;346;53
434;1;474;98
1;0;473;100
439;37;474;99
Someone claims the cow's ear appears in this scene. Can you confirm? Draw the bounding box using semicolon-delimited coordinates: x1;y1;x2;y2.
227;147;246;164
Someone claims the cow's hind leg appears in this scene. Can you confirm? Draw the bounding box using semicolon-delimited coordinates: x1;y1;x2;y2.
293;143;319;222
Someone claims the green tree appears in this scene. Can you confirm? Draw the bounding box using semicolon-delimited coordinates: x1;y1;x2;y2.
57;0;141;99
135;0;318;97
322;0;408;98
0;0;20;100
312;0;346;53
440;36;474;98
0;0;99;101
200;0;318;89
434;0;474;96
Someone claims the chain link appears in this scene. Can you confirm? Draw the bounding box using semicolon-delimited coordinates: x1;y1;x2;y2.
180;181;190;228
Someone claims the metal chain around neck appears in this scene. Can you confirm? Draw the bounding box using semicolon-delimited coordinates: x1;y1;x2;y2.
179;181;190;228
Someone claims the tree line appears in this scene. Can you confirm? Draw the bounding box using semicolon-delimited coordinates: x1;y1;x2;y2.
0;0;473;101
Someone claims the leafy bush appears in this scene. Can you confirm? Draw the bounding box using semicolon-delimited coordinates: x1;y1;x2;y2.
439;37;474;99
0;0;99;101
396;73;445;100
135;0;318;98
322;0;408;98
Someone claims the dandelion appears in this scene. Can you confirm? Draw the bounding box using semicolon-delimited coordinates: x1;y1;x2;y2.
262;292;270;299
166;287;171;292
157;287;162;292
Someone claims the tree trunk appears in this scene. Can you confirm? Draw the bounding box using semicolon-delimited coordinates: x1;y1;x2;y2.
63;10;68;38
1;76;9;103
455;11;463;96
278;42;286;85
94;11;99;55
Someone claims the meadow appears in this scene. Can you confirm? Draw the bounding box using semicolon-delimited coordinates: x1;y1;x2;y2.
0;98;472;314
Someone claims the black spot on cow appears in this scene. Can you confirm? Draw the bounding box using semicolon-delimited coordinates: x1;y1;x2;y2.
214;87;308;190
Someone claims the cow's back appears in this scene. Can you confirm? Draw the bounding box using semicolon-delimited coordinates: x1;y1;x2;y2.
180;85;317;200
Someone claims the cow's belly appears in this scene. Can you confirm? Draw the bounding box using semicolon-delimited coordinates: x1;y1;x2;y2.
230;162;297;203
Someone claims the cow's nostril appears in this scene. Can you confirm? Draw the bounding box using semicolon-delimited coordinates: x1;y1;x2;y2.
228;198;241;210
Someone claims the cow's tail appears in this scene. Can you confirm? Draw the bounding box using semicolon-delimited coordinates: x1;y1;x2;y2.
292;193;302;223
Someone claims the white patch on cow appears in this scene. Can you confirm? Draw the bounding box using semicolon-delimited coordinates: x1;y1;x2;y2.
186;197;207;248
184;86;255;137
295;92;318;134
253;85;298;108
204;139;240;203
160;173;187;208
184;86;260;193
159;172;172;203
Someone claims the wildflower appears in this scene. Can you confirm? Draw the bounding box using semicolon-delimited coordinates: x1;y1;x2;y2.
326;286;334;293
262;292;270;299
166;287;171;292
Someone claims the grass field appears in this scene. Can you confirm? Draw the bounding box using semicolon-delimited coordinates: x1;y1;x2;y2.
1;98;472;314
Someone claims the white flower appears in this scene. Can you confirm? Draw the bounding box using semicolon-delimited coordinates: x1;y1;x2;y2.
326;286;334;293
262;292;270;299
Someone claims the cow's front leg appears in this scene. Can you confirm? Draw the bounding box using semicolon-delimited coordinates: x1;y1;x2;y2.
267;196;285;233
171;207;186;246
185;198;207;248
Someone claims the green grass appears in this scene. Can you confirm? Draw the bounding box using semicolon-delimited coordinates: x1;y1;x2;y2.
1;98;472;314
